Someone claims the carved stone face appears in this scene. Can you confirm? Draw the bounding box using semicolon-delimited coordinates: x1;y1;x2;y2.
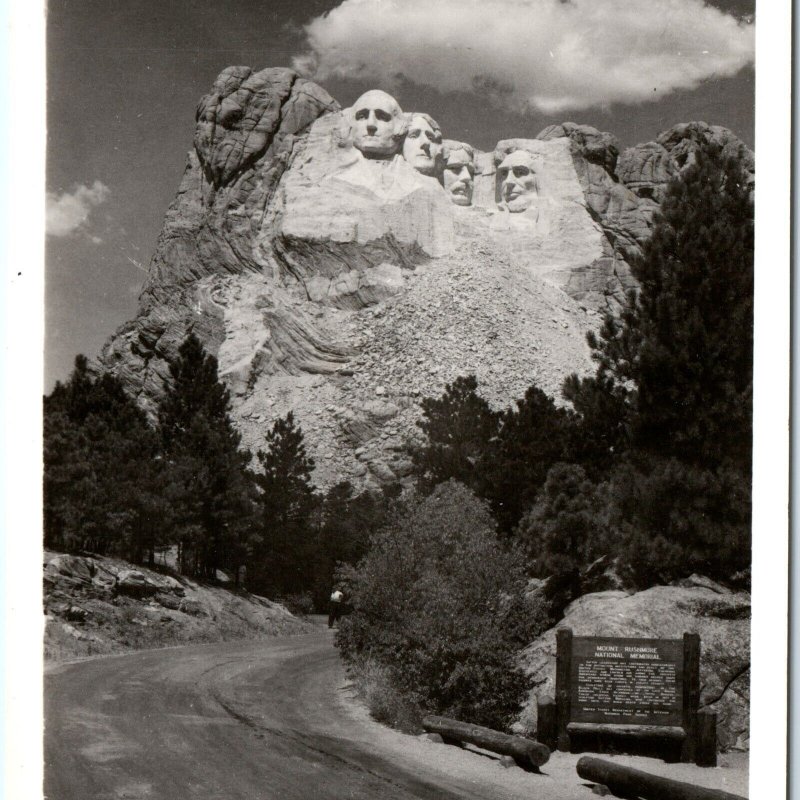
351;90;404;159
402;114;443;176
498;150;538;212
443;148;475;206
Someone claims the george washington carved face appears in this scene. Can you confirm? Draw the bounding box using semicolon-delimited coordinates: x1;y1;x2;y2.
442;143;475;206
402;113;443;176
349;90;406;159
497;150;538;212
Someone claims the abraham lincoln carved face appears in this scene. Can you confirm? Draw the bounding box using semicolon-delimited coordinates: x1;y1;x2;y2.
349;90;406;159
497;150;539;212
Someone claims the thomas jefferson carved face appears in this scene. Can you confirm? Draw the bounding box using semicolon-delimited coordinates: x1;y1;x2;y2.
497;150;538;212
402;114;443;176
350;90;405;159
443;145;475;206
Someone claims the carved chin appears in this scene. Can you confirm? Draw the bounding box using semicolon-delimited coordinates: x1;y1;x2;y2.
415;163;437;176
448;189;472;206
408;155;438;175
356;139;395;158
504;195;531;213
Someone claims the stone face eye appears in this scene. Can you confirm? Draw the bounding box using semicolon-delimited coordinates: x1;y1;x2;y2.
355;109;369;120
513;166;530;177
375;109;392;122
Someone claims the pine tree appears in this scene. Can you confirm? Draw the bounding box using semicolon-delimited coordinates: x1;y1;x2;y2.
44;356;167;560
565;145;753;475
558;144;754;586
482;386;573;534
310;482;387;607
158;334;255;579
632;147;753;472
518;463;611;577
253;412;317;596
411;375;499;493
562;305;639;475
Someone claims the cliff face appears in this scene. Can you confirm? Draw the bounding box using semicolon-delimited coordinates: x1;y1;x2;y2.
100;66;753;491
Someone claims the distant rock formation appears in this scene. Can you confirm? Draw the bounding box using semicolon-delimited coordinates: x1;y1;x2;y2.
100;66;753;490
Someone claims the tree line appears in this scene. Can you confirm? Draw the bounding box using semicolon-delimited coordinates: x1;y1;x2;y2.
44;336;390;607
46;144;752;621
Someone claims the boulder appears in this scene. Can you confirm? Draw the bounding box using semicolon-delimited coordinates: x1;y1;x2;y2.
537;122;620;175
518;583;750;751
44;554;93;586
617;122;754;203
154;592;182;611
117;569;157;597
194;67;337;188
615;141;678;201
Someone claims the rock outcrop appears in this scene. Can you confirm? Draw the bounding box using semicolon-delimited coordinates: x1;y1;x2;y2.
517;579;751;752
617;121;755;203
99;67;753;491
44;550;310;662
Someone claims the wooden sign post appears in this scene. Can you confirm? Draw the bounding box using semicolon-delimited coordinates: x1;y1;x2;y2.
550;628;715;766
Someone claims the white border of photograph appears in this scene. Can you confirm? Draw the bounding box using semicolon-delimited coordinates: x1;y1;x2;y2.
1;1;790;797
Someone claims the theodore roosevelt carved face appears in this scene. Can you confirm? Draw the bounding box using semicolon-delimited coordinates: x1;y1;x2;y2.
402;113;443;177
442;142;475;206
350;90;407;159
497;150;539;212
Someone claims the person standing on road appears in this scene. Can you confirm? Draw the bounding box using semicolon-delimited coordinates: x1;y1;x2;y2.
328;588;344;628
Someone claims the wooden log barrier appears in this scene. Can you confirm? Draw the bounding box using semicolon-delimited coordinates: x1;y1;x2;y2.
576;756;746;800
422;715;550;769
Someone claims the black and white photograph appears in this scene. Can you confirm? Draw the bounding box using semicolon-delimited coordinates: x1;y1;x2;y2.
3;0;790;797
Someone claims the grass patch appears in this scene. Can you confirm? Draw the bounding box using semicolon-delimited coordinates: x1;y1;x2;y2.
349;660;424;734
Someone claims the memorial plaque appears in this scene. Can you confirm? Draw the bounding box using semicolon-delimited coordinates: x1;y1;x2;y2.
569;636;684;726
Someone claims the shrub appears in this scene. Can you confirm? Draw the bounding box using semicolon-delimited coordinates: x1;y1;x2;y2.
517;463;616;617
277;592;315;617
518;463;613;578
348;660;423;733
336;481;548;732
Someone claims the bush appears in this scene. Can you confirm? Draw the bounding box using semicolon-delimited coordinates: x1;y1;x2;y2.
348;660;423;733
277;592;315;617
518;463;613;578
336;481;548;732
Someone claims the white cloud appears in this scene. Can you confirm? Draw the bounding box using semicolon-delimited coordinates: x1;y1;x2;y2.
294;0;754;113
45;180;110;237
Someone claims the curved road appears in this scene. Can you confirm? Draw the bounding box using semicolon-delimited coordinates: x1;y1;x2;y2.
45;623;523;800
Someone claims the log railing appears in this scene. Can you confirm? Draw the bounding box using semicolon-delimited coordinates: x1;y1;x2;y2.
422;715;550;769
576;756;746;800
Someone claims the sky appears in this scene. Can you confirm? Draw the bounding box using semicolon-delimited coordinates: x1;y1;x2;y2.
45;0;755;389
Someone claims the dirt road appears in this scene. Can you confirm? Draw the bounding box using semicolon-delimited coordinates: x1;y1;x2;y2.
45;624;518;799
45;621;748;800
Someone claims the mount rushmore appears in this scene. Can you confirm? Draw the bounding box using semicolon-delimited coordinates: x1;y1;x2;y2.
100;66;753;489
